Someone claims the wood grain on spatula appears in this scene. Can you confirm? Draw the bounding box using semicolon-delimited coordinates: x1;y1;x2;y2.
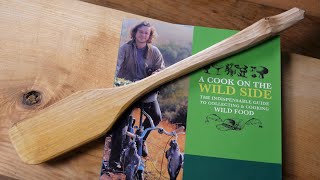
9;8;304;164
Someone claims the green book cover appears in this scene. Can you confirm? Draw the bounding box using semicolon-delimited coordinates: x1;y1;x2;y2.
100;19;281;180
184;27;281;180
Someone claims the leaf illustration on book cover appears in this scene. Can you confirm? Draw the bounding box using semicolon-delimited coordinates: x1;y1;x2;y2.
245;118;263;128
205;114;223;123
216;119;245;131
206;114;263;131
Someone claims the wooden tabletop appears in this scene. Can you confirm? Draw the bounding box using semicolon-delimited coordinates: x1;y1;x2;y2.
84;0;320;59
0;0;319;179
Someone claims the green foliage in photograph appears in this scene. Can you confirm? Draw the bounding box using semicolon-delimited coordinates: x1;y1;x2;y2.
158;77;189;127
157;41;192;127
158;42;192;66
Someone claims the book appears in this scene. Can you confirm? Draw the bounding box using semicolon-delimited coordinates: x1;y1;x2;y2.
99;18;281;180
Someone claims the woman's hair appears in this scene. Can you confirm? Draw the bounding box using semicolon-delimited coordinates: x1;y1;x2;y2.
130;21;156;44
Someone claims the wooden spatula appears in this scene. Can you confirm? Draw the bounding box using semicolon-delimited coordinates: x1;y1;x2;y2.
9;8;304;164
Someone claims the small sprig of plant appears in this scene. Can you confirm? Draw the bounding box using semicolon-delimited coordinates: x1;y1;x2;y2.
114;77;133;87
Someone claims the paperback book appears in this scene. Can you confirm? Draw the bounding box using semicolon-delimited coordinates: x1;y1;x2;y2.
99;18;281;180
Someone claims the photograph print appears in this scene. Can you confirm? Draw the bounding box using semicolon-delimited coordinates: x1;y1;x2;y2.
99;18;194;180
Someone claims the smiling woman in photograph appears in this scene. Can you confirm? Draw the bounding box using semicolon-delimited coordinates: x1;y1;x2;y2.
109;21;165;170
